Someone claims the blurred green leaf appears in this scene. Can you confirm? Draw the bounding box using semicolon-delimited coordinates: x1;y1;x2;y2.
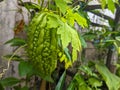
55;71;66;90
115;36;120;41
20;86;29;90
5;38;26;46
88;77;102;88
96;64;120;90
83;33;96;40
74;13;88;28
3;54;23;61
108;0;115;13
64;48;71;61
100;0;106;9
79;34;87;48
0;83;4;90
18;61;33;77
79;65;93;76
14;86;29;90
0;77;20;87
67;73;91;90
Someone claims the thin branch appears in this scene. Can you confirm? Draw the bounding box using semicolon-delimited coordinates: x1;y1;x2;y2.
89;11;114;21
84;5;104;11
90;22;109;28
84;3;119;11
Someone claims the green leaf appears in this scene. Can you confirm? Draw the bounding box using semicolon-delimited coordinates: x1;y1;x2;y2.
96;64;120;90
57;23;81;62
66;9;75;26
83;33;96;40
114;41;120;55
20;86;29;90
79;65;93;76
67;73;84;90
100;0;106;9
64;48;71;61
47;14;61;28
38;0;41;4
0;77;20;87
14;86;29;90
67;73;91;90
66;9;88;27
20;2;40;10
0;83;4;90
55;71;66;90
55;0;68;14
79;34;87;48
5;38;26;46
3;55;23;61
88;77;102;88
18;61;33;77
115;36;120;41
108;0;115;13
74;13;88;28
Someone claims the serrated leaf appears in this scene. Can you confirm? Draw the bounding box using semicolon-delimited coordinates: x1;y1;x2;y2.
55;71;66;90
5;38;26;46
74;13;88;28
57;23;81;62
18;61;33;77
55;0;68;14
66;9;88;27
47;14;61;28
0;77;20;87
96;64;120;90
66;9;75;26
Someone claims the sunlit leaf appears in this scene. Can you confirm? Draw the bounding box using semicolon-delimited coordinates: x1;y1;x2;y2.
100;0;106;9
57;23;81;62
47;14;62;28
74;13;88;28
108;0;115;13
55;0;68;14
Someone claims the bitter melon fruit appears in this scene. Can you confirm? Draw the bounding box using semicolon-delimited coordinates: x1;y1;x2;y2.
27;12;58;81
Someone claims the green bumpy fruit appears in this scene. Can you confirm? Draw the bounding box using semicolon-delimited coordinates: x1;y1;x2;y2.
27;12;58;82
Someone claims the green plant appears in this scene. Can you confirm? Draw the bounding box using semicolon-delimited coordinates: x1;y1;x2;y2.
0;0;120;90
